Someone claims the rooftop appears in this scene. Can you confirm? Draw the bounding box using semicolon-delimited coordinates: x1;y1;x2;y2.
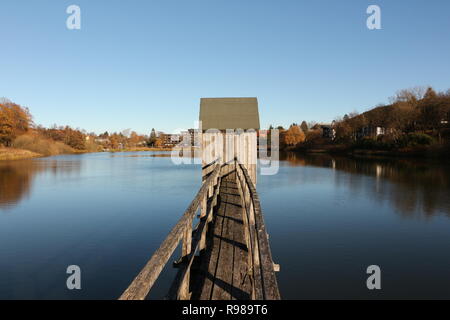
199;98;260;130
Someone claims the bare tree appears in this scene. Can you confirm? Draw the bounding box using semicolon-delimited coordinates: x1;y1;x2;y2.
389;86;427;105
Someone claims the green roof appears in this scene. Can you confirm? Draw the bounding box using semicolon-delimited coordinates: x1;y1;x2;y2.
199;98;260;130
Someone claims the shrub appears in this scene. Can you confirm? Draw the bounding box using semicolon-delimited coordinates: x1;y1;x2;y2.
12;133;74;156
355;137;381;149
398;133;434;147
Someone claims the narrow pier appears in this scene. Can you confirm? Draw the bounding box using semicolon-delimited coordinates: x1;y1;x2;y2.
119;160;280;300
190;171;251;300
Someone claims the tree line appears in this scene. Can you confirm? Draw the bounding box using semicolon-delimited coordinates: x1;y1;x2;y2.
333;87;450;144
0;98;165;155
271;87;450;152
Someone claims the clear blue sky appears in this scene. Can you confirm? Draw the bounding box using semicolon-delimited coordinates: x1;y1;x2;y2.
1;0;449;134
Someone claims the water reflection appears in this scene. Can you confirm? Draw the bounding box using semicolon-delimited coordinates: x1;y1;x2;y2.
280;152;450;218
0;159;81;210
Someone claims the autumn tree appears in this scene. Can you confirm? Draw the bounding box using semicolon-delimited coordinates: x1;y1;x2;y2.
109;134;119;149
333;117;353;143
63;127;85;150
303;128;324;147
129;131;145;147
154;137;163;147
0;101;32;146
38;125;86;150
282;125;306;146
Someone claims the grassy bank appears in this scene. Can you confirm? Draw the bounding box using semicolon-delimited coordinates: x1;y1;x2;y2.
0;148;42;161
13;133;75;156
0;142;177;161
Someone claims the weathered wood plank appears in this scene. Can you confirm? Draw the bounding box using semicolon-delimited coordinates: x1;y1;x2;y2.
211;178;235;300
228;179;251;300
197;182;228;300
235;167;263;299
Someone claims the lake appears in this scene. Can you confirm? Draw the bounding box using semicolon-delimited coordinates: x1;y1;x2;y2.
1;151;450;299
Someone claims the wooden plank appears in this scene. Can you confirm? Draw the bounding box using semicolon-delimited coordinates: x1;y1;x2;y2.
228;178;252;300
235;165;261;299
197;182;228;300
235;168;253;282
211;177;235;300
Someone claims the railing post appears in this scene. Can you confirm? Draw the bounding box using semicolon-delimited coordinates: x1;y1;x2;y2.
249;201;260;270
208;183;213;198
179;220;192;300
199;197;208;251
182;221;192;258
209;165;220;223
200;194;207;218
201;164;220;250
178;271;190;300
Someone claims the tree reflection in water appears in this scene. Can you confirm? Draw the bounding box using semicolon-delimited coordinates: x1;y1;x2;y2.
0;159;81;210
280;152;450;218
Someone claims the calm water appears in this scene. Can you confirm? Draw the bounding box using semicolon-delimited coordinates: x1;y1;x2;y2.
1;151;450;299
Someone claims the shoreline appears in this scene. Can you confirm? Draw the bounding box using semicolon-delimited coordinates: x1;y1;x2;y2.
2;145;448;162
284;145;450;160
0;148;42;161
0;147;175;161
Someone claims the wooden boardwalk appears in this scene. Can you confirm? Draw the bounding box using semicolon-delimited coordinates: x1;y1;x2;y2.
119;160;280;300
191;172;252;300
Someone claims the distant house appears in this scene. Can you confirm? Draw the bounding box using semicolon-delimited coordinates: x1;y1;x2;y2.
95;138;110;144
320;124;336;140
179;129;201;147
160;133;181;147
356;125;387;139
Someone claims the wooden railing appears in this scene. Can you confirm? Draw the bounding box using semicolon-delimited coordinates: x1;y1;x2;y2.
235;161;281;300
119;159;222;300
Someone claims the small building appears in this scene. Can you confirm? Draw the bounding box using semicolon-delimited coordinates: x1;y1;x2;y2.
199;98;260;184
356;126;387;139
160;133;181;147
179;129;201;147
320;123;336;140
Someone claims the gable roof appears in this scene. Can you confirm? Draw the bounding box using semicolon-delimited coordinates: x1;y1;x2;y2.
199;98;260;130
